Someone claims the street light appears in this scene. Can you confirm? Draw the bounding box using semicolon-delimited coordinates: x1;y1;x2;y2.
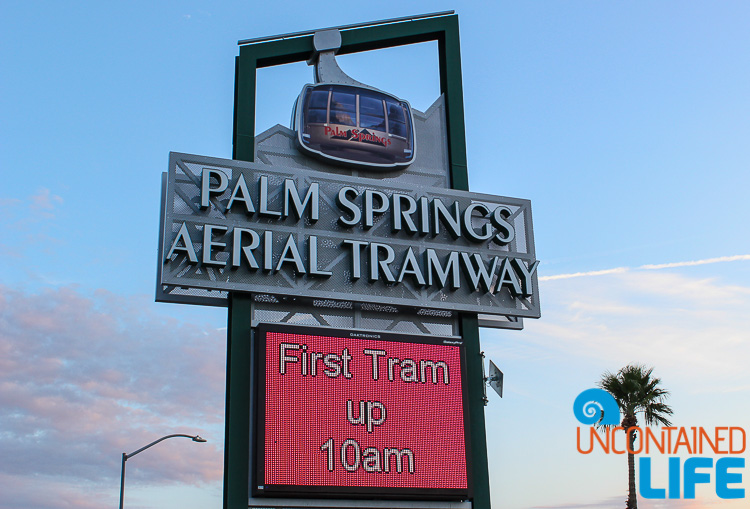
119;433;207;509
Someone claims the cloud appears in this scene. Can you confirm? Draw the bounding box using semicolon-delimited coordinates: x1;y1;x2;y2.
0;197;22;211
529;495;621;508
530;496;625;509
0;188;64;224
29;188;63;218
524;269;750;390
0;189;65;256
0;473;110;509
540;254;750;281
0;285;226;508
531;496;748;509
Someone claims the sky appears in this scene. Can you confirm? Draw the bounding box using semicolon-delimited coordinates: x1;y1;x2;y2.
1;1;749;508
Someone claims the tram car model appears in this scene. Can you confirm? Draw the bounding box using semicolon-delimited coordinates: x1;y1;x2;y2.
293;83;416;169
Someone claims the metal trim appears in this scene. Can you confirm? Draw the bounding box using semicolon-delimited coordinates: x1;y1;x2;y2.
238;11;455;46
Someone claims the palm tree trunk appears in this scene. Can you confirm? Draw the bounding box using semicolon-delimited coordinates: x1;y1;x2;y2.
626;427;638;509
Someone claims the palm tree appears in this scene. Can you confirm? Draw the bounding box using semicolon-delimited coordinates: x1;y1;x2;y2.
598;364;673;509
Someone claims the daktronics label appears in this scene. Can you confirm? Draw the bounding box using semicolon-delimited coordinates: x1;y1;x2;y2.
255;324;471;499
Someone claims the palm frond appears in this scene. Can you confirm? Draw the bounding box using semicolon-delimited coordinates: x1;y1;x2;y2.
597;363;673;428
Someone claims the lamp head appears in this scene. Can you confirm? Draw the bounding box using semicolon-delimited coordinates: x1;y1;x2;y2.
192;435;207;443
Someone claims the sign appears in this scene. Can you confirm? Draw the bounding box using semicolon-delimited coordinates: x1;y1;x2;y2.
254;323;471;500
159;13;539;509
158;152;540;318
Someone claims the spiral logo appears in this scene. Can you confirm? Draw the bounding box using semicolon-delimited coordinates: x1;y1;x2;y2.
573;388;620;425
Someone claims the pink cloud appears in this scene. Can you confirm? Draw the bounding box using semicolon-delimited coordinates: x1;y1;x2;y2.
0;473;108;509
531;495;746;509
29;188;63;216
0;284;226;507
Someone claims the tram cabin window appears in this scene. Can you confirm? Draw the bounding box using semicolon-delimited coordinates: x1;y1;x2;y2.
330;91;356;126
306;89;329;125
359;93;386;130
386;100;407;138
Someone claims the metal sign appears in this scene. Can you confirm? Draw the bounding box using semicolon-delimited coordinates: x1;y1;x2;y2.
488;361;503;399
156;12;542;509
254;323;471;500
158;152;539;318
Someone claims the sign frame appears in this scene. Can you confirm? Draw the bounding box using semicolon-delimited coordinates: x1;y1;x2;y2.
252;323;473;501
225;13;493;509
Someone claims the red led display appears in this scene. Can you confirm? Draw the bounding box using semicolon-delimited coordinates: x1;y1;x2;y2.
254;324;471;500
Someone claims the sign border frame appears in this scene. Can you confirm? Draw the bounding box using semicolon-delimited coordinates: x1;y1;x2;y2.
252;322;473;501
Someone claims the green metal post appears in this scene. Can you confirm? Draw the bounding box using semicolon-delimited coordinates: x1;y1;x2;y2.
435;17;492;509
459;315;491;508
233;54;257;161
224;293;254;509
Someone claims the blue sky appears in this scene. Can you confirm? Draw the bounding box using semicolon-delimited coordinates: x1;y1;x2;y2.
1;1;749;508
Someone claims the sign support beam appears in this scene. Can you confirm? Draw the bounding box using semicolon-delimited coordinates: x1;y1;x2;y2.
226;13;491;509
224;293;254;509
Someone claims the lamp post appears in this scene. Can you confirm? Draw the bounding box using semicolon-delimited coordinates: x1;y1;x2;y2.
119;433;207;509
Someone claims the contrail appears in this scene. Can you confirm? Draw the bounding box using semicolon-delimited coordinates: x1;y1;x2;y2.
639;254;750;270
539;267;628;281
539;255;750;281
